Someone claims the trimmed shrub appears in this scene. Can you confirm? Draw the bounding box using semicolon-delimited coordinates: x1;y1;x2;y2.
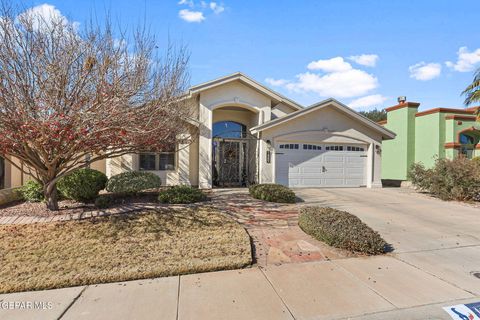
57;168;108;202
106;171;162;194
248;184;296;203
299;206;387;254
20;180;44;202
94;195;112;209
408;157;480;201
158;186;207;204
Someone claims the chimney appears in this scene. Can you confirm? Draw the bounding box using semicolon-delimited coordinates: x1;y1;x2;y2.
397;96;407;104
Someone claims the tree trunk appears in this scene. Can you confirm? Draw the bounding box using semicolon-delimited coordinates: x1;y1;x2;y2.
44;183;59;211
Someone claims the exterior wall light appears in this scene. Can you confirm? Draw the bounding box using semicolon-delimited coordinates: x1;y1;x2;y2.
266;140;272;164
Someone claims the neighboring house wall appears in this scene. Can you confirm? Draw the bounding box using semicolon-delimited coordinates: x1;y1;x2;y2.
381;103;480;181
415;113;443;169
382;103;419;180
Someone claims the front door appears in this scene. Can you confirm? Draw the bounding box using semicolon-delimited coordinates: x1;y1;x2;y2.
213;139;248;187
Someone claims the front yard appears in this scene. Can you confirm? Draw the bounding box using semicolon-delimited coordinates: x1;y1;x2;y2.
0;207;252;293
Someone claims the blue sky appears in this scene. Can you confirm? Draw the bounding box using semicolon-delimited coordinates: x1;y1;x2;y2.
11;0;480;111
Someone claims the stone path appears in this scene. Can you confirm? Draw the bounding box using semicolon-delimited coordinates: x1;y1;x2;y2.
210;189;352;266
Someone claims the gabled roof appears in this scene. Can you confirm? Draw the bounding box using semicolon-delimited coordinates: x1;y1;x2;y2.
251;98;396;140
187;72;303;111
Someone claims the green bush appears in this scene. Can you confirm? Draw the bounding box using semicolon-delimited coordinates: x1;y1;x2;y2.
20;180;44;202
94;195;112;209
158;186;207;204
408;157;480;201
57;168;108;202
298;206;387;254
106;171;162;194
248;184;296;203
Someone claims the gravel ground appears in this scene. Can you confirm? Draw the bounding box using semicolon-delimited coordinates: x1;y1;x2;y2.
0;193;162;217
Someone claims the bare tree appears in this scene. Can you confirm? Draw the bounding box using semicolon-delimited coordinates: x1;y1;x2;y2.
0;5;195;210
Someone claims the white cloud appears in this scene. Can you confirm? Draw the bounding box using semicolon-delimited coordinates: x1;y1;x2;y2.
348;54;379;67
265;78;289;87
288;70;378;98
209;2;225;14
178;9;205;23
178;0;194;7
307;57;352;73
409;62;441;81
348;94;388;110
446;47;480;72
18;4;79;31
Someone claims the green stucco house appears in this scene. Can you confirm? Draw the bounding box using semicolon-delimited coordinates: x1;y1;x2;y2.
380;98;479;182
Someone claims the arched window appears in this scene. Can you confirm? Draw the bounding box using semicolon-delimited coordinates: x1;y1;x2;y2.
459;133;476;145
459;131;479;159
213;121;247;138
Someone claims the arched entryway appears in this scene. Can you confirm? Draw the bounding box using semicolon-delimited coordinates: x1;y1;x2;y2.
212;105;260;187
458;128;480;158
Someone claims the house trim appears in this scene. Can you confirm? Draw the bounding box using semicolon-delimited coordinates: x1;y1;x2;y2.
251;98;396;140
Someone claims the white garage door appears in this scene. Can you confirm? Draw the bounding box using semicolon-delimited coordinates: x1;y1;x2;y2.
275;143;367;188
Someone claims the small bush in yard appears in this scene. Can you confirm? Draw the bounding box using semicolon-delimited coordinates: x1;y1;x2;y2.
248;184;296;203
106;171;162;194
408;157;480;201
57;168;108;202
299;206;387;254
158;186;207;204
94;195;112;209
20;181;44;202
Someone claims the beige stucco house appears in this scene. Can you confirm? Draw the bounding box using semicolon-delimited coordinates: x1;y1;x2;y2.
1;72;395;190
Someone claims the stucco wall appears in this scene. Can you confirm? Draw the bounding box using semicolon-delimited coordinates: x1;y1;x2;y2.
271;103;297;119
415;113;442;168
261;105;384;187
383;106;418;180
197;80;275;188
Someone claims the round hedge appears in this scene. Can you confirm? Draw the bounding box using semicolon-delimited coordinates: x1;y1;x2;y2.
20;180;44;202
248;184;296;203
298;206;387;254
57;168;108;202
158;186;207;204
106;171;162;194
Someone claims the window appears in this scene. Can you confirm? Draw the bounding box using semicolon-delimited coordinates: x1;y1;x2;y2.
460;133;476;145
347;146;365;152
139;152;175;171
279;144;299;150
325;145;365;152
213;121;247;138
325;145;343;151
159;153;175;170
303;144;322;150
139;154;156;171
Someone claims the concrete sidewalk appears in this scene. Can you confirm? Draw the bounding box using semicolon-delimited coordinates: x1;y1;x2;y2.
1;254;478;320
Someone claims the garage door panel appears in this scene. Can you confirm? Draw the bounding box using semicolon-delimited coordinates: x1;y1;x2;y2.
346;167;364;175
301;167;323;174
323;178;344;186
323;156;343;163
300;179;324;186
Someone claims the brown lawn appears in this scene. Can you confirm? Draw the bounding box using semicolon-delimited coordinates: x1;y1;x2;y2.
0;207;252;293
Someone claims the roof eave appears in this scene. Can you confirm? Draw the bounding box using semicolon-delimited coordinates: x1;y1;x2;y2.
251;98;396;140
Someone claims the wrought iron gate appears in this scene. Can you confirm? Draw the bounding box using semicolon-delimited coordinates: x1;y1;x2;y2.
213;138;249;187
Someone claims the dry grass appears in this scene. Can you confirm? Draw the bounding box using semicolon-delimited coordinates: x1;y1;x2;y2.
0;207;252;293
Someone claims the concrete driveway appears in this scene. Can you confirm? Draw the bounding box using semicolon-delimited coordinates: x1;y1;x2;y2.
1;188;479;320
